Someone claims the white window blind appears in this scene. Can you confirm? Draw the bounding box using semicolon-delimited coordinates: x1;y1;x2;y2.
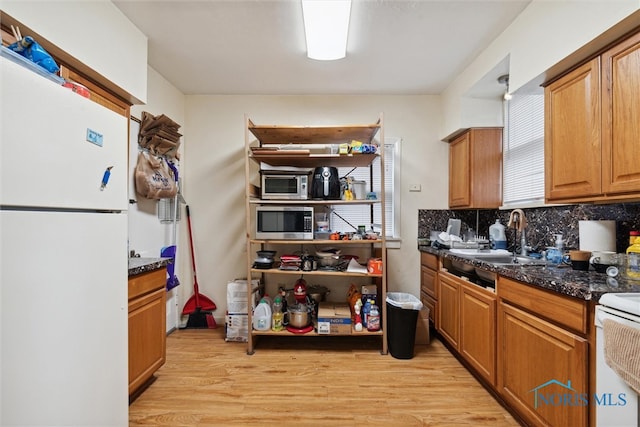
330;138;400;238
502;91;545;206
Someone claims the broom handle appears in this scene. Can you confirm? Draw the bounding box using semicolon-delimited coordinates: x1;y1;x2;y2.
186;205;201;307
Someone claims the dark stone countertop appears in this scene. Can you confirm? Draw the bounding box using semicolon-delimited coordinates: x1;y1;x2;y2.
419;245;640;302
128;257;171;277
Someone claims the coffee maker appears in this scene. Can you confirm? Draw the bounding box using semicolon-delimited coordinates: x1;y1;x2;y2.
311;166;340;200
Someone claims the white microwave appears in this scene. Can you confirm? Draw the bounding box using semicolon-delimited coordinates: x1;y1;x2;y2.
255;206;314;240
260;171;309;200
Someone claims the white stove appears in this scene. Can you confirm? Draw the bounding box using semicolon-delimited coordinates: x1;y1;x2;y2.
599;293;640;316
595;293;640;426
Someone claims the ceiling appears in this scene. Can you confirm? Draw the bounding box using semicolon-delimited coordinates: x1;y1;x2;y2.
113;0;531;97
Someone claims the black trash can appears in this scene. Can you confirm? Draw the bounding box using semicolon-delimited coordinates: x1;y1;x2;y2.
386;292;423;359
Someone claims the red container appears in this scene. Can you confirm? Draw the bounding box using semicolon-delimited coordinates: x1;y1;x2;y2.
62;81;90;98
367;258;383;274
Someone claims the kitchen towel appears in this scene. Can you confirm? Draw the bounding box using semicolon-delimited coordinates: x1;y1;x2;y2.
603;318;640;394
579;220;616;252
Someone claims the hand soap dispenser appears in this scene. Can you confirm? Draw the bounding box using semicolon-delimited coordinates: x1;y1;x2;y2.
546;234;564;264
555;234;564;251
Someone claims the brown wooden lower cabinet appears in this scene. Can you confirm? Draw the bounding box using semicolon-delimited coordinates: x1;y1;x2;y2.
434;263;591;426
437;270;498;388
437;273;460;349
497;276;589;427
420;252;439;327
128;268;167;396
460;282;496;386
497;301;588;426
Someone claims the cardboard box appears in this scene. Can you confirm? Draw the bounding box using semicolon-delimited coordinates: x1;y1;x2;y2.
415;306;431;346
225;313;248;342
227;279;260;314
317;302;352;335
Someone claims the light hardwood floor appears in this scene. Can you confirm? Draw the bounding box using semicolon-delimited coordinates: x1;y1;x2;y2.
129;328;520;426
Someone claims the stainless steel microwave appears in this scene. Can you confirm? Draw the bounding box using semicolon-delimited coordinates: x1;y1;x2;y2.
261;171;309;200
255;206;314;240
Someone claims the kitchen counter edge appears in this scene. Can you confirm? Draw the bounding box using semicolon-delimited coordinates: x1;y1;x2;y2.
128;257;171;277
418;246;640;302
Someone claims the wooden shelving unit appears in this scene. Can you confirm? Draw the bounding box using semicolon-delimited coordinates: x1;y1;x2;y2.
244;114;387;355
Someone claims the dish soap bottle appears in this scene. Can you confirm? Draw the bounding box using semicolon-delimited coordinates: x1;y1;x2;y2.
546;234;564;264
626;237;640;279
489;219;507;249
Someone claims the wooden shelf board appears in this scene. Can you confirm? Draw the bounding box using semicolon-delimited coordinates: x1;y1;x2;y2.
248;122;381;145
250;268;382;278
249;198;380;205
251;328;383;337
250;153;378;168
250;238;381;245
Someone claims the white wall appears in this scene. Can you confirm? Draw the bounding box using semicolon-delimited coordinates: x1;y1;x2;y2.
130;66;186;331
440;0;639;138
182;95;445;321
2;0;148;103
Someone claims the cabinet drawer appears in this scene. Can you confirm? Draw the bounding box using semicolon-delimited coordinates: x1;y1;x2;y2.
128;268;166;300
421;265;437;298
497;276;587;334
420;252;438;270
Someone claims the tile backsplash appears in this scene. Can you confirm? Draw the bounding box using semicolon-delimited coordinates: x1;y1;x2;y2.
418;203;640;253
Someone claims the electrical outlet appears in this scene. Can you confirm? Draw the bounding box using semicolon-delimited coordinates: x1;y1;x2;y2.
409;184;422;192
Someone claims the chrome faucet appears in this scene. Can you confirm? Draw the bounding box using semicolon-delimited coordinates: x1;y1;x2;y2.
508;209;528;258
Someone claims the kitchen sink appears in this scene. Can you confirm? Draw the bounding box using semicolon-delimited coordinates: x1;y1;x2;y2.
446;249;547;279
474;255;546;266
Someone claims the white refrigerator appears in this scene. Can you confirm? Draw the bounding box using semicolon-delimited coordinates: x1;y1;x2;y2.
1;54;129;425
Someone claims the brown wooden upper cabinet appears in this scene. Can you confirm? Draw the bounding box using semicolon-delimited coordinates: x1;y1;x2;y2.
446;128;503;209
545;30;640;203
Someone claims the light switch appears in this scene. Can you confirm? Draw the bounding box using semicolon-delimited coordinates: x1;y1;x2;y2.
409;184;422;192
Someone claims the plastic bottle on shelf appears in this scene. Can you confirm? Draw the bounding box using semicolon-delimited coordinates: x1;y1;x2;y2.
489;219;507;249
252;298;272;331
262;294;273;309
630;230;640;246
626;237;640;279
367;305;380;332
271;296;284;331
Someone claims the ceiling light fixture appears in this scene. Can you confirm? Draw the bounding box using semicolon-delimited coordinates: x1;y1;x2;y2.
302;0;352;61
498;74;512;101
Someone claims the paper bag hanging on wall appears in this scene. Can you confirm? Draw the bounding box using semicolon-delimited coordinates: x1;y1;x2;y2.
134;151;177;199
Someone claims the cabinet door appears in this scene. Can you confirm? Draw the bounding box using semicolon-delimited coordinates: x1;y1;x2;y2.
129;287;167;395
545;58;602;201
602;31;640;195
437;274;460;349
469;128;503;208
497;302;588;427
460;283;496;386
449;133;471;207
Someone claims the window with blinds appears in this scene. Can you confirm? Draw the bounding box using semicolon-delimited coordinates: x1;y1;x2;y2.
330;138;400;238
502;91;545;207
